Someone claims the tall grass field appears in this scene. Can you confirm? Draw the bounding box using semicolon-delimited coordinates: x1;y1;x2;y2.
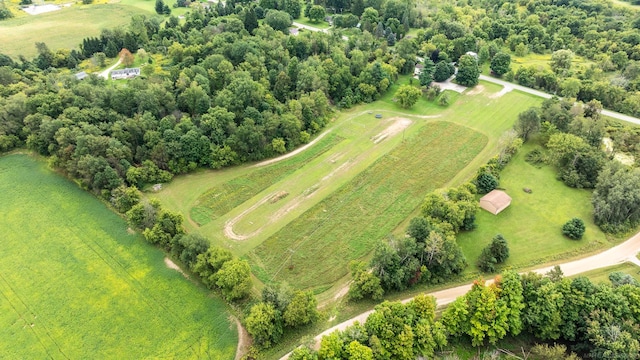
0;154;236;359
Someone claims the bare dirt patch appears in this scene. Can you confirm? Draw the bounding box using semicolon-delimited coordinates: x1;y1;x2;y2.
489;85;513;99
371;117;412;144
465;84;486;96
269;191;289;204
164;257;189;279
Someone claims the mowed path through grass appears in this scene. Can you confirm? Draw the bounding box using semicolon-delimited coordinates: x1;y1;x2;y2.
157;84;543;293
250;121;487;290
0;154;236;359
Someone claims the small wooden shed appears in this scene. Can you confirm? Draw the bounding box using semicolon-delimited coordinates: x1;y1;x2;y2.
479;190;511;215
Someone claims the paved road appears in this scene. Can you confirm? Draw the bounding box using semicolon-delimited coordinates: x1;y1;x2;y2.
280;230;640;359
479;75;640;126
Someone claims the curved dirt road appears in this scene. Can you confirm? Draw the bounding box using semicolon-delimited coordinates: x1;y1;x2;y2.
97;58;122;79
280;230;640;359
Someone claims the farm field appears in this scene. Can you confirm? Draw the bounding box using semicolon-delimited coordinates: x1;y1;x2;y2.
0;154;236;359
0;4;152;59
157;82;544;292
457;142;611;274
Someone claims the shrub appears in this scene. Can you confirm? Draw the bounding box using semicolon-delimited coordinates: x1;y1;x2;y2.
477;234;510;272
562;218;585;240
475;172;499;194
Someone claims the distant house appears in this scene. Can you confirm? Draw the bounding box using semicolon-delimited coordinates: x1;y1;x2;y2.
111;67;141;80
75;71;88;80
465;51;478;60
479;190;511;215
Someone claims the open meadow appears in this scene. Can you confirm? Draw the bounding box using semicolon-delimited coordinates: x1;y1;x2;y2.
0;154;237;359
0;4;150;59
157;80;545;293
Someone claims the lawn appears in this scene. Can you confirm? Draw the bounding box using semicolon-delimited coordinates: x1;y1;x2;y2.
575;262;640;285
295;17;331;29
510;51;591;72
189;133;344;226
457;142;612;275
249;121;487;290
0;154;236;359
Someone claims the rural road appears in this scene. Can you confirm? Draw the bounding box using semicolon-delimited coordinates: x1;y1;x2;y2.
478;75;640;126
280;231;640;359
97;58;122;79
291;22;640;126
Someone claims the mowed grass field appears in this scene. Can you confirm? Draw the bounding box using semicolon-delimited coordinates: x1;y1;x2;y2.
0;154;236;359
156;82;543;293
0;4;150;59
457;142;611;274
250;121;487;290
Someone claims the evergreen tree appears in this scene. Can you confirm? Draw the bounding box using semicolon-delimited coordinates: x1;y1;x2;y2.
244;7;259;33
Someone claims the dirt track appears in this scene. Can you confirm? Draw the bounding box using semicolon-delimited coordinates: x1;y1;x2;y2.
280;230;640;359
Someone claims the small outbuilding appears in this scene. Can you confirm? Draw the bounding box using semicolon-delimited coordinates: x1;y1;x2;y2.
479;190;511;215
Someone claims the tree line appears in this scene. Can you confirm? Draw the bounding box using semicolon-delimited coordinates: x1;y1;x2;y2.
291;268;640;359
513;97;640;233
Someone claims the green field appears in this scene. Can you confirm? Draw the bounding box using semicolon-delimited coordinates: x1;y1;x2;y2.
0;4;150;59
0;154;236;359
457;142;611;274
250;121;487;290
156;81;545;293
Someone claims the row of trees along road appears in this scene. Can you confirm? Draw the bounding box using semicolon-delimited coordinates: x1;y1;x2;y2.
292;269;640;359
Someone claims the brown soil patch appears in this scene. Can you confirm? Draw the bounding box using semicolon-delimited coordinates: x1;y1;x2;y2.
489;85;513;99
269;191;289;204
465;84;485;96
371;117;412;144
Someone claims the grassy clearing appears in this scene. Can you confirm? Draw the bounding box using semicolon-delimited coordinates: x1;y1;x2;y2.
249;121;487;290
295;18;331;29
0;154;236;359
575;262;640;284
190;133;344;226
457;142;611;275
510;51;591;72
0;4;151;59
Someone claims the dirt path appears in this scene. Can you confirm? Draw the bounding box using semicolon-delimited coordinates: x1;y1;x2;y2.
223;192;276;240
232;316;251;360
253;112;439;169
254;130;332;167
163;257;189;279
97;58;122;79
280;231;640;359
